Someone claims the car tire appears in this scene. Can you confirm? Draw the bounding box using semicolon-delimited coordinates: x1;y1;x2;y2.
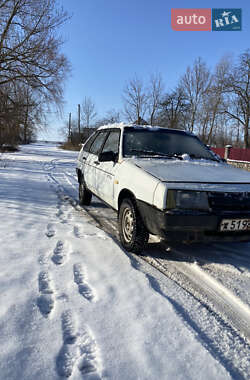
118;198;149;254
79;180;92;205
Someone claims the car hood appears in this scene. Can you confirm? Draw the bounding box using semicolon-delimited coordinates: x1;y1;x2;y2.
131;158;250;183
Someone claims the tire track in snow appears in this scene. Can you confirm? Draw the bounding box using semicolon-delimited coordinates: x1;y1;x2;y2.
158;245;250;342
134;253;250;379
73;224;107;240
183;260;250;338
56;310;101;378
212;243;250;271
140;250;250;343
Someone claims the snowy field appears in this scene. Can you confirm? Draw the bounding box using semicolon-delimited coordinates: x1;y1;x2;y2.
0;143;249;379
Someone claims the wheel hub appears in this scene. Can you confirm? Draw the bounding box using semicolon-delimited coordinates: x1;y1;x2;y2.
122;207;134;243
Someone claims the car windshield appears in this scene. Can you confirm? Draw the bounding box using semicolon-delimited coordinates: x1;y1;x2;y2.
123;128;217;161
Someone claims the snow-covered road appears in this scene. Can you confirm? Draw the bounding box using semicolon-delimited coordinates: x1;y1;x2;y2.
0;143;249;379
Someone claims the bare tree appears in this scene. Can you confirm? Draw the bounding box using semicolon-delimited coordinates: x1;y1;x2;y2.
105;109;120;124
81;96;97;128
18;85;46;143
123;75;148;123
0;84;21;146
0;82;44;145
158;87;189;129
222;50;250;148
0;0;70;146
95;108;120;127
179;57;211;133
0;0;70;104
198;83;225;144
148;73;164;125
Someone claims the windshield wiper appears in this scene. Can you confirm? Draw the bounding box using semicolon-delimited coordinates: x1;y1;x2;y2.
189;154;220;162
131;149;183;159
130;150;220;162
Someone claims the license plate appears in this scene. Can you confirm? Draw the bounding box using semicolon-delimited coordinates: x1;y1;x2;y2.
219;218;250;232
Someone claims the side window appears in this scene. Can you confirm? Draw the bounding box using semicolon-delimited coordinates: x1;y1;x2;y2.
101;131;120;154
89;131;108;155
83;132;97;152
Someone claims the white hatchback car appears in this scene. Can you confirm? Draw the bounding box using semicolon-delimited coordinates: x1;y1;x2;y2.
76;123;250;253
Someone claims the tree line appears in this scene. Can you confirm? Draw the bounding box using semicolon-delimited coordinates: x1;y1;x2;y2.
1;1;247;152
0;0;70;148
68;49;249;149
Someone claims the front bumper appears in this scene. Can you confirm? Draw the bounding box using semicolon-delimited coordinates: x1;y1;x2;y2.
136;200;250;243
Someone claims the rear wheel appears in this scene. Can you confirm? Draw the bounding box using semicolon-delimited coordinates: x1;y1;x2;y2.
79;180;92;205
118;198;149;254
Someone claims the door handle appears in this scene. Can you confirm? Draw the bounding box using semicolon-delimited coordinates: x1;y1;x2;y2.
94;161;100;165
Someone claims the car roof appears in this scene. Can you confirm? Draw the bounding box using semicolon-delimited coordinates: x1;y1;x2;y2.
97;123;193;136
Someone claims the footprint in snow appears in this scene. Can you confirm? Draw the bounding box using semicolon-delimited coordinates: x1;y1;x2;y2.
46;223;56;238
67;212;73;221
56;208;67;223
56;202;71;224
37;294;54;316
56;310;101;378
38;271;53;294
61;310;78;344
73;225;84;238
56;186;66;200
69;198;77;208
44;163;53;171
73;263;96;302
38;253;49;265
52;240;69;265
37;271;54;317
78;328;101;378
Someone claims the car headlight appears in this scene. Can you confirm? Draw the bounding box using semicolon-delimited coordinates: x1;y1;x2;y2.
167;190;209;211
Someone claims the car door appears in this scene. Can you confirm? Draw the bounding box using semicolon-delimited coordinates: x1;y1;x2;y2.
84;130;109;194
95;129;121;207
78;131;98;176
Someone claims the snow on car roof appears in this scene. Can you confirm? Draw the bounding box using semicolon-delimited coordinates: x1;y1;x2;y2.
97;123;192;135
97;122;126;130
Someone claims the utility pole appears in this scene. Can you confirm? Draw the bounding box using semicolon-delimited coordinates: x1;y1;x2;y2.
68;112;71;142
78;104;81;135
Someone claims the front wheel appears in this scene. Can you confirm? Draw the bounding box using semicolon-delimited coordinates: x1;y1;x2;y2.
118;198;149;254
79;180;92;205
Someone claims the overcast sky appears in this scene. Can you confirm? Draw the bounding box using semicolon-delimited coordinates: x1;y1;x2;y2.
40;0;250;140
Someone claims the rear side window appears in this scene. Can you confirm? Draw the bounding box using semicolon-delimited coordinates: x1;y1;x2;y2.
89;131;109;155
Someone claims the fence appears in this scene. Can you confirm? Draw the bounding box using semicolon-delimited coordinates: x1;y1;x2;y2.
227;159;250;171
211;146;250;171
211;147;250;161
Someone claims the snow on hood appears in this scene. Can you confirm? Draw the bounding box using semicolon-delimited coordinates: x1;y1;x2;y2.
131;158;250;183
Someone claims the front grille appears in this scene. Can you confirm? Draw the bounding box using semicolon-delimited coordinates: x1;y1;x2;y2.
208;192;250;211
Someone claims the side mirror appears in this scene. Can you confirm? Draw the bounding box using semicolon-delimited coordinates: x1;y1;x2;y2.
98;151;116;162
